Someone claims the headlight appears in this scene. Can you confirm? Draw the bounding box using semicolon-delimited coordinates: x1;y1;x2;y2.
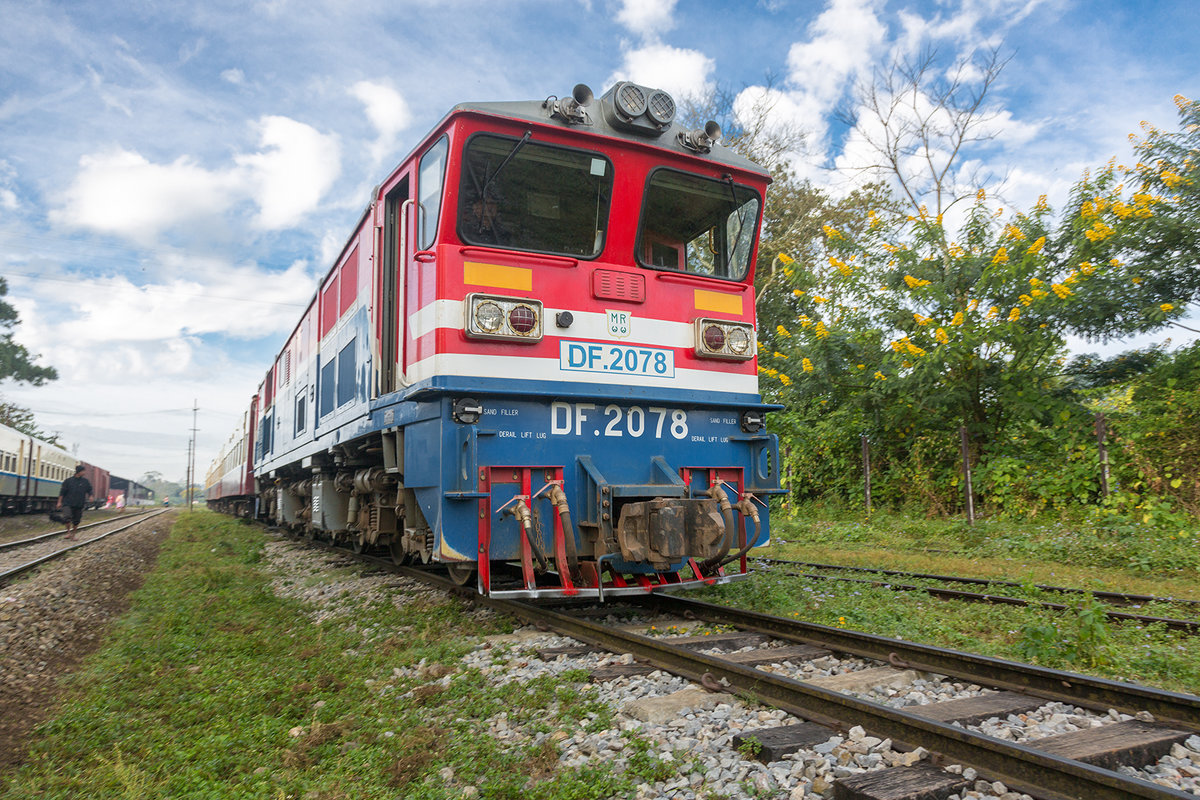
694;318;754;361
464;293;543;342
475;302;504;332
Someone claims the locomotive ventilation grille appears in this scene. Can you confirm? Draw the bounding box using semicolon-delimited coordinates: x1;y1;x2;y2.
592;269;646;303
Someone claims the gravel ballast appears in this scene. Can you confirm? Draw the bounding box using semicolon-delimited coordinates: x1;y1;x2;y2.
0;513;171;768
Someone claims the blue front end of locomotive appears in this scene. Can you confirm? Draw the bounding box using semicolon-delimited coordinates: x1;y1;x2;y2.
393;379;781;597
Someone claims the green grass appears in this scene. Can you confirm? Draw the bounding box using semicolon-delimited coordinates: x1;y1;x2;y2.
1;512;668;799
698;504;1200;693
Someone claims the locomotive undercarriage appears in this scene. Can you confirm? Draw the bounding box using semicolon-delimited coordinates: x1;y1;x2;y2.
260;427;766;597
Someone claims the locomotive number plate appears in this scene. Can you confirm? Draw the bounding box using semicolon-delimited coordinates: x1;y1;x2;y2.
559;341;674;378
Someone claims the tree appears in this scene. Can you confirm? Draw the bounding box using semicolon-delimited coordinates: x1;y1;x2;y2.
0;278;57;386
0;399;60;443
1052;94;1200;339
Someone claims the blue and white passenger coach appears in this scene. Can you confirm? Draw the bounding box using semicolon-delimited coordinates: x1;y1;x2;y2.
228;81;782;598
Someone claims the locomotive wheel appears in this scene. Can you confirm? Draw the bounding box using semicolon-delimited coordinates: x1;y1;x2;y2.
447;563;477;586
350;534;366;554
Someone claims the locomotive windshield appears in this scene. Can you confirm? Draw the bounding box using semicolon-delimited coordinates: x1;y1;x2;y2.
457;134;613;257
636;169;760;281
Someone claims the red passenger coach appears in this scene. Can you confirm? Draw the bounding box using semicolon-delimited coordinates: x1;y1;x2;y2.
212;81;783;598
204;396;259;517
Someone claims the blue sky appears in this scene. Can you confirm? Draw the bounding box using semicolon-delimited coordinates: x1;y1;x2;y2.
0;0;1196;481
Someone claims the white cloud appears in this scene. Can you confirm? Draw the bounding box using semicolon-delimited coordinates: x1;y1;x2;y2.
608;41;714;103
53;115;341;238
786;0;886;106
221;68;245;85
350;80;412;165
50;149;237;240
235;115;341;229
615;0;677;35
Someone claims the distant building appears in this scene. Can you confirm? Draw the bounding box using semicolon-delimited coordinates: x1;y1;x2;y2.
110;475;155;505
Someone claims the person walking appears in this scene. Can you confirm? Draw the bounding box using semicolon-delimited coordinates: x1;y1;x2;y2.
57;465;92;540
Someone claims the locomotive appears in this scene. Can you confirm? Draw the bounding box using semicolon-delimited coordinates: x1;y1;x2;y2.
207;81;782;598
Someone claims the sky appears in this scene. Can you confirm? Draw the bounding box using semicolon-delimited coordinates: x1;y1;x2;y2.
0;0;1197;482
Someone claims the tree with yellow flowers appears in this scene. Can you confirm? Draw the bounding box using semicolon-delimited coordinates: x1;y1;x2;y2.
753;84;1200;515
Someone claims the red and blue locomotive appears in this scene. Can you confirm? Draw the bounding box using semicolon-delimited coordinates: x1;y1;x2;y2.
207;81;781;598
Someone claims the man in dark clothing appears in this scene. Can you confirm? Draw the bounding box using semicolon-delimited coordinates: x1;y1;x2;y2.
57;465;92;540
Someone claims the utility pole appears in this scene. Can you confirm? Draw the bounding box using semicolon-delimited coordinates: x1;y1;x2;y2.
188;400;198;510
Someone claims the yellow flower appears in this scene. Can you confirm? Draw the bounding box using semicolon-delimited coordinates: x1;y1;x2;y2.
777;252;795;265
873;371;886;380
913;313;930;326
792;289;805;297
776;325;791;338
903;274;931;288
1131;277;1142;285
976;188;986;201
1084;221;1114;242
822;224;843;239
779;373;792;386
1008;307;1020;322
935;327;949;344
1004;224;1025;240
1161;170;1185;188
773;351;788;359
950;311;964;326
1080;261;1095;275
1027;236;1045;254
1161;303;1175;312
987;306;999;319
968;299;979;311
1051;283;1071;299
1029;277;1043;287
992;247;1009;265
801;358;814;373
814;321;829;339
1031;289;1047;299
1019;294;1033;306
856;363;865;369
812;295;828;303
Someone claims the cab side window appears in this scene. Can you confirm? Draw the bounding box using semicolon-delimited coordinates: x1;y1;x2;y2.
418;136;449;249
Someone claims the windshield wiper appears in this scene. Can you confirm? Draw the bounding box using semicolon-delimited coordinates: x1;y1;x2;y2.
481;130;532;199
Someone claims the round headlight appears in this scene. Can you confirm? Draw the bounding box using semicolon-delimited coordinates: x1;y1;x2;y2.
475;302;503;332
646;91;676;126
508;304;537;334
702;325;726;352
614;82;647;118
727;327;751;354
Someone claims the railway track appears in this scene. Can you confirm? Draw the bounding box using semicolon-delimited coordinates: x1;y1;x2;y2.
293;533;1200;800
0;510;167;584
756;558;1200;635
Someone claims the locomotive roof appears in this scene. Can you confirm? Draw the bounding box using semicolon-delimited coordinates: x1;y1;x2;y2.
448;84;772;181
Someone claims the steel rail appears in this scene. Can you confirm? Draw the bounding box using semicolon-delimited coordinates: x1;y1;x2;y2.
0;509;169;584
756;563;1200;634
758;558;1200;610
471;595;1195;800
641;593;1200;729
0;508;157;552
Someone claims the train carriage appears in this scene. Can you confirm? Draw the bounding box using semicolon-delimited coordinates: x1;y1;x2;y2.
227;81;783;598
0;422;80;514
